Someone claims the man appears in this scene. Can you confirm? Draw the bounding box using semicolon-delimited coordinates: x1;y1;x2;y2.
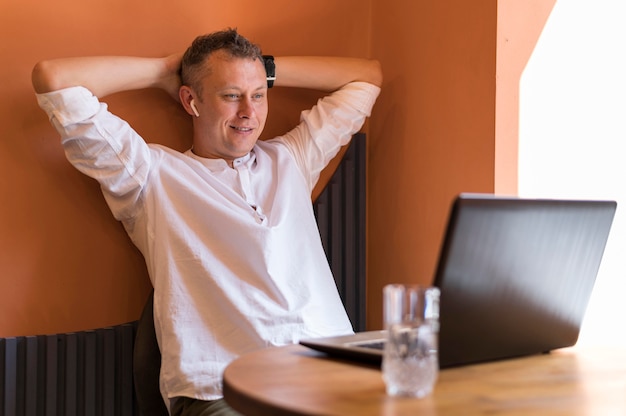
32;28;382;415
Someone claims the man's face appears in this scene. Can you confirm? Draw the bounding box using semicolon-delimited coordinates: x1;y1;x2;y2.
191;50;268;164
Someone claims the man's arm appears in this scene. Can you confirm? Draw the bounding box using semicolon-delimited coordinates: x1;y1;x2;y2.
32;54;381;96
31;53;183;99
273;57;382;91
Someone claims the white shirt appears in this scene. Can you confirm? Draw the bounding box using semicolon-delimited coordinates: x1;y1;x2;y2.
36;81;380;401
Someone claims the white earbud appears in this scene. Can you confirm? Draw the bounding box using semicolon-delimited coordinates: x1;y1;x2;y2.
190;100;200;117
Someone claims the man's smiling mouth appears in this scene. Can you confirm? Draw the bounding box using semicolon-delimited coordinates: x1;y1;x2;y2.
231;126;253;132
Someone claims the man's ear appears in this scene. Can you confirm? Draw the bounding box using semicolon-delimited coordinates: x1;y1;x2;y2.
179;86;197;117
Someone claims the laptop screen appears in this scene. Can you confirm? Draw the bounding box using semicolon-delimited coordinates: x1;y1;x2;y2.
435;194;616;366
300;194;616;368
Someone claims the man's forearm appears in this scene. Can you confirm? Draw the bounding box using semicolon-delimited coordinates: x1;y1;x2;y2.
31;54;382;98
273;56;382;92
31;54;182;98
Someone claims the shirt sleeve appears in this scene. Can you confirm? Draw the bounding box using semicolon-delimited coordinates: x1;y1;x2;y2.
36;86;151;220
270;81;381;191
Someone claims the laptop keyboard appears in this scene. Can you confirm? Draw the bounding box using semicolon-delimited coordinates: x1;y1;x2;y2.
353;341;386;350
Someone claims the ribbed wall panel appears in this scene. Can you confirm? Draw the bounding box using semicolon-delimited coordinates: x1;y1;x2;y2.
314;133;367;331
0;324;137;416
0;133;366;414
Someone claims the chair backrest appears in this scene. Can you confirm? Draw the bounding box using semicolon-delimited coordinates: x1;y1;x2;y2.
133;290;169;416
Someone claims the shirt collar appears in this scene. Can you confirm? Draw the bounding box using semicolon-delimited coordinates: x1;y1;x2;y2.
184;149;255;171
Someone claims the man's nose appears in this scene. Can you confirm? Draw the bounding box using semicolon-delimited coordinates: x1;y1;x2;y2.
237;98;254;119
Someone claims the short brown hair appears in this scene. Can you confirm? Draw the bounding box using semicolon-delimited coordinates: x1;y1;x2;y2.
181;28;263;96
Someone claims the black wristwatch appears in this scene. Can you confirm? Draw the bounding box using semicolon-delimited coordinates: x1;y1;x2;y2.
263;55;276;88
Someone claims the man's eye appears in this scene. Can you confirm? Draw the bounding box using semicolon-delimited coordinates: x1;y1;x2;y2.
225;94;239;100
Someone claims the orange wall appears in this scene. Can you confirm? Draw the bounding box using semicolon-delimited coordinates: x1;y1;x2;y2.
0;0;555;337
0;0;372;337
366;0;556;328
368;1;499;328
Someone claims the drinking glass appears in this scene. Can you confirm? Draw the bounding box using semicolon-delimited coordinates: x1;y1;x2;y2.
382;284;440;398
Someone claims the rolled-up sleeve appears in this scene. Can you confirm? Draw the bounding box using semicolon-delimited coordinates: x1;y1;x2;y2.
36;86;151;221
273;81;381;191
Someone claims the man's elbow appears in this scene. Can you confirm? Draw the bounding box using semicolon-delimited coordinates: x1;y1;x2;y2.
32;60;62;94
365;59;383;88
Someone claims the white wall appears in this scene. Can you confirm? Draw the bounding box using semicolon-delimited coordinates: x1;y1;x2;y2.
519;0;626;346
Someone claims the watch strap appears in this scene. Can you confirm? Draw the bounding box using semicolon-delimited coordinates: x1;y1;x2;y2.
263;55;276;88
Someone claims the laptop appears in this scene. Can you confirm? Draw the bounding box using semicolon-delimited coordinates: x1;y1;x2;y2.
300;193;617;367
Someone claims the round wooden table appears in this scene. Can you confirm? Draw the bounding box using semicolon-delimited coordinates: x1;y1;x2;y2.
222;344;626;415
